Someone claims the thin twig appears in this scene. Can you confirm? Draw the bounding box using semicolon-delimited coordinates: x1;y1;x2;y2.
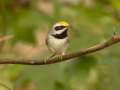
0;82;11;90
0;35;14;42
0;35;120;65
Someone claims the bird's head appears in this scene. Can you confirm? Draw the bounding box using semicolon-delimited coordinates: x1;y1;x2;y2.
51;21;69;35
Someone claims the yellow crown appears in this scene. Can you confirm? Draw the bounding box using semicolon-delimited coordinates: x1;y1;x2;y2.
57;21;69;26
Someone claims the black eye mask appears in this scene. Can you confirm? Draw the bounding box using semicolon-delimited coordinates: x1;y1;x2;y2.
55;26;66;31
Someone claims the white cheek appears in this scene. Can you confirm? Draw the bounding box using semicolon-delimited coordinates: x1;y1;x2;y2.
55;30;65;34
50;29;64;35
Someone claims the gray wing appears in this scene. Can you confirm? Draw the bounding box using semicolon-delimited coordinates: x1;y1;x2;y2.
45;36;48;46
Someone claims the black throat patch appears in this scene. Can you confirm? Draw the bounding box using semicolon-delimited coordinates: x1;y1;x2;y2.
52;29;68;39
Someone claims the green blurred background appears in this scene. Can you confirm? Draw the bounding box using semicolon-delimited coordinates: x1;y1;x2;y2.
0;0;120;90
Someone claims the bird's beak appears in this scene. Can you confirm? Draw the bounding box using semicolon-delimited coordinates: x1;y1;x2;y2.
64;26;69;31
66;25;70;30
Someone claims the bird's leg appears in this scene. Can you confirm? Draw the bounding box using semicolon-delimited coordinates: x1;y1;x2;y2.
44;53;56;63
58;52;65;61
49;53;56;58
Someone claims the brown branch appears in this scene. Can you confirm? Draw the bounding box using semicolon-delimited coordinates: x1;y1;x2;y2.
0;35;120;65
0;82;11;90
0;35;14;42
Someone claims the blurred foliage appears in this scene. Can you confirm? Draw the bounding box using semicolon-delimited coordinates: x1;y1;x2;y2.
0;0;120;90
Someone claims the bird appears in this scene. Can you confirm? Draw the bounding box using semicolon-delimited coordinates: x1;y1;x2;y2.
46;21;69;58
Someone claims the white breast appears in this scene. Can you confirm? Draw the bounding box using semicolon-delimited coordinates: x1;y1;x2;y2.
47;35;68;54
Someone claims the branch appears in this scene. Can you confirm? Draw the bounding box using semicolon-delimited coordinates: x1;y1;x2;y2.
0;35;120;65
0;35;14;42
0;82;11;90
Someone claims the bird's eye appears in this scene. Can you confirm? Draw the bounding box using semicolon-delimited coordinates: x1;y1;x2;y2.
55;26;66;31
